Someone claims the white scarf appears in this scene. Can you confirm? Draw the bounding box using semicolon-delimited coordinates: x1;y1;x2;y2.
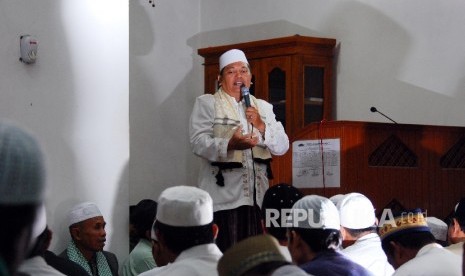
212;88;273;185
66;240;113;276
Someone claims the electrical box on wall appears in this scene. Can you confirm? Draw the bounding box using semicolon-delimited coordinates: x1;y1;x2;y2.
19;35;38;64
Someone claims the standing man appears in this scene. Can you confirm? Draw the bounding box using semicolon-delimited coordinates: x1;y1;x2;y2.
189;48;289;252
446;198;465;256
60;201;119;276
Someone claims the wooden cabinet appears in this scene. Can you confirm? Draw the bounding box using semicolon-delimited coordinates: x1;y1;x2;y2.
198;35;336;185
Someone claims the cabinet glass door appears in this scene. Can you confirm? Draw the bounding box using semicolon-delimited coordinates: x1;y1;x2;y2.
304;66;324;125
268;67;286;129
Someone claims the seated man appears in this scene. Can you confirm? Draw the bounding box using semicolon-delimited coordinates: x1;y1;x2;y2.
149;220;170;268
338;192;394;276
140;185;223;276
426;216;448;246
0;121;47;276
287;195;372;276
446;198;465;255
218;234;308;276
261;183;303;262
60;201;118;276
380;208;462;275
121;199;158;276
18;205;65;276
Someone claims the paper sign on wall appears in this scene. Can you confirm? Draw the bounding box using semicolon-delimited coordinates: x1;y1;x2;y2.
292;138;341;188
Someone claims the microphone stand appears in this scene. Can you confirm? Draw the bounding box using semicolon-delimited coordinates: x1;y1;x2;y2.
370;107;398;124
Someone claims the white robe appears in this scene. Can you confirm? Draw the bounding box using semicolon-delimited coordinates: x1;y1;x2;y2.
18;256;66;276
189;93;289;212
342;233;394;276
445;241;464;256
393;243;462;276
138;243;222;276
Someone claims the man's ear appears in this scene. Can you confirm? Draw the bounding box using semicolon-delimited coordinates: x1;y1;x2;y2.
155;229;164;245
212;223;219;239
389;240;404;268
339;227;348;240
288;230;301;246
217;75;223;86
452;218;461;234
70;226;81;241
390;241;401;256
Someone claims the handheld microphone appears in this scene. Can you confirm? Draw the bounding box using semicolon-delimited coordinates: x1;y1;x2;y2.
241;85;251;108
370;106;398;124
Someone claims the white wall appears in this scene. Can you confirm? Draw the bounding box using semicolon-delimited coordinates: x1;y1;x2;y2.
0;0;129;263
197;0;465;126
129;0;202;203
130;0;465;207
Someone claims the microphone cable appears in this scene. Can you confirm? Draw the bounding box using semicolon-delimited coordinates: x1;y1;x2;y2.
250;123;258;208
319;119;327;191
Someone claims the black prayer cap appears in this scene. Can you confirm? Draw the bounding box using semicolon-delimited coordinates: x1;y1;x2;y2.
262;183;304;213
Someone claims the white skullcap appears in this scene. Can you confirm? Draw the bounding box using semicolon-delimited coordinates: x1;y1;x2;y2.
291;195;340;230
0;121;45;204
32;204;47;239
156;186;213;227
454;198;465;220
219;49;249;72
329;194;345;208
426;217;448;242
28;204;47;251
338;193;376;229
150;219;157;241
68;201;102;226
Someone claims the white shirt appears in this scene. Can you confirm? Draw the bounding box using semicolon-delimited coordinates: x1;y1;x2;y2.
342;233;394;276
271;264;309;276
189;94;289;211
139;243;222;276
278;244;292;262
18;256;66;276
393;243;462;276
445;241;464;256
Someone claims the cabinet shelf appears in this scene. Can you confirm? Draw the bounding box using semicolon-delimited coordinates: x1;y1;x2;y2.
305;97;324;106
270;100;286;105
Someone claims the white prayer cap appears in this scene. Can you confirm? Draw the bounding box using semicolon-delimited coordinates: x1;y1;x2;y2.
454;198;465;220
150;219;157;241
329;194;345;208
0;121;45;204
156;186;213;227
68;201;102;226
28;204;47;250
291;195;340;230
338;193;376;229
219;49;249;72
426;216;447;242
32;204;47;239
